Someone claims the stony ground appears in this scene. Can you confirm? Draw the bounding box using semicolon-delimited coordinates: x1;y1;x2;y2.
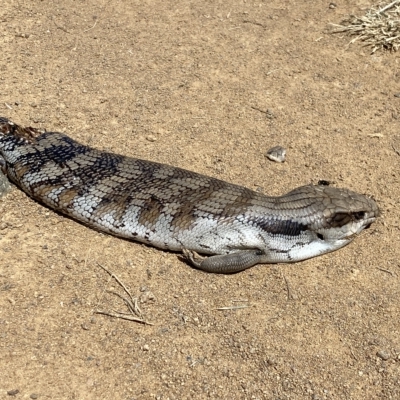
1;0;400;399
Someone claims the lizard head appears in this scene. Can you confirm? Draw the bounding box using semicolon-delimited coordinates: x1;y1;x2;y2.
263;185;380;263
303;185;379;253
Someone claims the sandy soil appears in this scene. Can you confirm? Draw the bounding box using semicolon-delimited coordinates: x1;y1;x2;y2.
1;0;399;399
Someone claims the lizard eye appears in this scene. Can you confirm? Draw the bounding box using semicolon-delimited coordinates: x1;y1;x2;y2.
329;212;352;227
316;233;324;240
328;211;367;228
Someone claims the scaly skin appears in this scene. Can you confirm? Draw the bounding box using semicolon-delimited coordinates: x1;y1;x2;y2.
0;117;379;273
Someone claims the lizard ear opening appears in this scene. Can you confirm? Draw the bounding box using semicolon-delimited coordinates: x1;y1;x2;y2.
316;233;324;240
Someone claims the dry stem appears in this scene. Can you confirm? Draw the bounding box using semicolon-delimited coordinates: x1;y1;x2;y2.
331;1;400;53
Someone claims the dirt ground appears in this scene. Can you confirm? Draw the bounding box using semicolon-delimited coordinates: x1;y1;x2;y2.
0;0;399;399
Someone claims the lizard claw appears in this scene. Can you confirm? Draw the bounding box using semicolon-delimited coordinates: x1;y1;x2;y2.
182;248;204;268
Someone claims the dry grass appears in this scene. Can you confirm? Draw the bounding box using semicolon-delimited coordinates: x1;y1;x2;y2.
331;0;400;53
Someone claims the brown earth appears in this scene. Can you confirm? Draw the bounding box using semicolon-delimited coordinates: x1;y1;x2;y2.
0;0;399;399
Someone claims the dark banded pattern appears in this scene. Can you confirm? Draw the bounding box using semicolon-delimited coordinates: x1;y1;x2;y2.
0;117;379;272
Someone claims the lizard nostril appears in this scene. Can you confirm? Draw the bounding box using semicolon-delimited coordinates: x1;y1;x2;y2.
353;211;365;220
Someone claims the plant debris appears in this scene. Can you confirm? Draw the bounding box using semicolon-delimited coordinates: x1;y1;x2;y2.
331;0;400;53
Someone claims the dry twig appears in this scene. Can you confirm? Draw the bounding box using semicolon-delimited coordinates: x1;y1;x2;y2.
391;143;400;156
216;299;250;310
216;305;250;310
283;273;294;300
330;1;400;53
95;263;153;325
376;267;394;275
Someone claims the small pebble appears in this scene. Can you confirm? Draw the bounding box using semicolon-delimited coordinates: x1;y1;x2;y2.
329;2;336;8
266;146;286;163
377;350;390;360
7;389;19;396
146;135;157;142
265;357;277;366
139;290;155;303
143;344;149;351
265;109;275;119
30;394;39;399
